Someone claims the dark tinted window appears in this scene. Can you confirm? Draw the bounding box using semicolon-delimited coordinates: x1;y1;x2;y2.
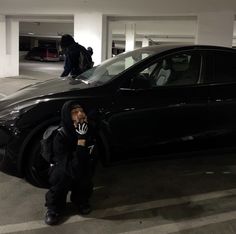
212;51;236;83
162;53;201;86
38;47;46;52
31;47;45;52
31;47;39;52
48;48;58;53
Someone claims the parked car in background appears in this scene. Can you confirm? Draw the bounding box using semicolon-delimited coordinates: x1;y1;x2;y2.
1;44;236;187
25;47;60;62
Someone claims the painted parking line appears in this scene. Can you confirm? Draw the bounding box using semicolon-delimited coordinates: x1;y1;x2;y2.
0;217;92;234
120;210;236;234
1;188;236;234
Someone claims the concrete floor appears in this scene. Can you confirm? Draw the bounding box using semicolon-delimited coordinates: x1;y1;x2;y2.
19;59;63;80
0;59;63;98
1;154;236;234
1;61;236;233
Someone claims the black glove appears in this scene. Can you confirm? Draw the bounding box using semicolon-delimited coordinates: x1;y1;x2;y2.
76;122;88;140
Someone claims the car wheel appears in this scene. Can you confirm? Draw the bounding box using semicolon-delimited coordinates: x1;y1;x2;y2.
25;136;50;188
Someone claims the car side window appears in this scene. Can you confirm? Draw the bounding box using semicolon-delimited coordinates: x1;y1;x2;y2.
210;51;236;84
152;53;202;87
126;52;201;89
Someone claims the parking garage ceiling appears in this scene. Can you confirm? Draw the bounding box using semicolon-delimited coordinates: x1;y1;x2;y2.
1;0;236;15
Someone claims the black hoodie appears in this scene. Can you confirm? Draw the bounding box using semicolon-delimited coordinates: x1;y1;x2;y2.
52;101;91;178
60;100;78;147
61;42;84;77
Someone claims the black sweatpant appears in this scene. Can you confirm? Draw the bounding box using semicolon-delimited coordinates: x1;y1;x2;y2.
45;165;93;213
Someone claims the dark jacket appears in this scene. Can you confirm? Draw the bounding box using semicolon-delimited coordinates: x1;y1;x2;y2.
52;101;92;178
61;43;87;78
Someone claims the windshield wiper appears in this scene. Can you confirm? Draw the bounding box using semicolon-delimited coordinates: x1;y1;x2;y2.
80;79;90;85
69;78;91;86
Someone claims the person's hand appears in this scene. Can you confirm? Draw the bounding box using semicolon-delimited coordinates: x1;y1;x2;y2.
77;139;86;146
76;122;88;140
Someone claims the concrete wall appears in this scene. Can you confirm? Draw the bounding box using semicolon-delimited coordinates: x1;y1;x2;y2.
1;0;236;15
110;18;197;44
20;22;74;37
0;0;236;77
19;17;236;46
196;12;234;47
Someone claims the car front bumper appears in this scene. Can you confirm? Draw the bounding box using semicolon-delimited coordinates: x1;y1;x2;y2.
0;127;21;177
0;126;11;146
0;146;6;164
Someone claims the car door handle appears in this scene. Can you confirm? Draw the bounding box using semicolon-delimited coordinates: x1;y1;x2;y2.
177;102;186;106
208;98;233;103
168;102;186;108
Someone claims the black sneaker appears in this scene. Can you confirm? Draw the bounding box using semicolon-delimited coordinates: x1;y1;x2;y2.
78;203;92;215
45;210;60;225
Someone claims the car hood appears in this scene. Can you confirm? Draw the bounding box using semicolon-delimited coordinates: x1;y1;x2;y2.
0;78;92;110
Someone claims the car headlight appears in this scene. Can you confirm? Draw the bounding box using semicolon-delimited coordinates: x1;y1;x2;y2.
0;98;51;125
0;108;21;122
0;107;25;136
0;102;38;124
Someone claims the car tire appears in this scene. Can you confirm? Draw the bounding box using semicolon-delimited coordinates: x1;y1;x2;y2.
24;129;108;188
25;135;50;188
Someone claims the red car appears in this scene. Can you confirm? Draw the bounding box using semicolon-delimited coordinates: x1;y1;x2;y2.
25;47;60;62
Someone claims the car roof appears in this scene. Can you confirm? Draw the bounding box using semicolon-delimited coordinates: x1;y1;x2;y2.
141;43;235;54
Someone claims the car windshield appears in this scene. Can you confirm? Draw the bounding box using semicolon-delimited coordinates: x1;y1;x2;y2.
73;47;156;86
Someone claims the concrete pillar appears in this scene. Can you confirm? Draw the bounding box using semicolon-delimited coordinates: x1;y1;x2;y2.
142;37;150;47
0;15;6;54
74;13;107;65
196;12;234;47
5;17;19;77
107;22;113;59
30;38;38;49
125;22;136;52
233;37;236;47
124;23;136;68
34;39;39;47
30;38;34;49
0;16;19;78
0;15;6;78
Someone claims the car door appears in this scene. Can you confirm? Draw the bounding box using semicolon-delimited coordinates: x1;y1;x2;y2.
104;50;209;161
205;49;236;148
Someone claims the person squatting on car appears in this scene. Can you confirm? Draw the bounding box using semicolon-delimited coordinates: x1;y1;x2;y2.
60;34;93;78
45;101;95;225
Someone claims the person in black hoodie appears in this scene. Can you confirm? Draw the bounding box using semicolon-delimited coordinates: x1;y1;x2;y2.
45;101;94;225
60;34;93;78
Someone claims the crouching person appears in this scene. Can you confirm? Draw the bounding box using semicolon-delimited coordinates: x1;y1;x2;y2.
45;101;95;225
